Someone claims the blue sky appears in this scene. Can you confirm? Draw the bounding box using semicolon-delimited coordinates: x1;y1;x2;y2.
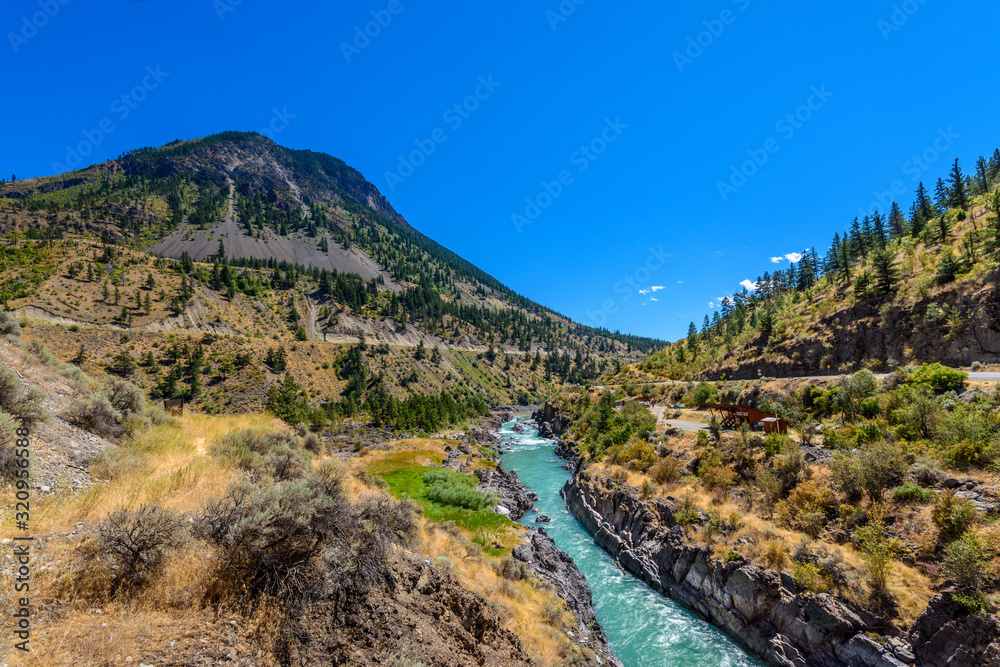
3;0;999;341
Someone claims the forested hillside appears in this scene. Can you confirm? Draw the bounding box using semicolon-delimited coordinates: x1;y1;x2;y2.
613;148;1000;383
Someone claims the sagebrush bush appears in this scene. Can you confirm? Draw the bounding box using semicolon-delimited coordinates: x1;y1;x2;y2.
98;505;187;596
197;478;419;602
0;410;20;483
26;338;55;365
62;394;125;439
0;311;21;341
0;368;46;427
211;428;310;480
495;556;530;581
101;377;146;417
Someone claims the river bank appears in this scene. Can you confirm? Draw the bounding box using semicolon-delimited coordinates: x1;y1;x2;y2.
495;414;759;666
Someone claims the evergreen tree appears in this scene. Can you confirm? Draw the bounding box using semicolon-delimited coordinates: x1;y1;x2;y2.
916;182;936;221
849;217;866;258
686;321;698;351
935;178;950;211
937;214;950;244
872;249;898;295
976;157;990;194
949;158;968;210
838;241;851;285
888;202;906;237
872;211;887;251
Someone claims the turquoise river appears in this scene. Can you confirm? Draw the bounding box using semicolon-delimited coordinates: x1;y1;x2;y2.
498;416;760;667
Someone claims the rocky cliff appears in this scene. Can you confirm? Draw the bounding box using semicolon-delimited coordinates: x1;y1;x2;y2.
563;473;916;667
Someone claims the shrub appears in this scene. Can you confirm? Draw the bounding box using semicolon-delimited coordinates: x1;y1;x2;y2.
932;491;978;542
673;497;700;526
0;411;20;483
892;483;936;504
830;451;864;501
0;311;21;341
943;531;988;592
26;338;55;366
301;431;323;454
211;428;309;479
858;398;881;419
761;540;790;570
98;505;186;596
62;395;125;439
640;479;655;499
702;466;737;500
101;377;146;418
695;447;723;477
607;437;657;471
913;457;943;486
907;363;968;395
858;441;907;501
197;478;352;599
649;457;683;485
423;469;494;511
856;509;894;594
793;561;830;593
0;368;46;427
495;556;530;581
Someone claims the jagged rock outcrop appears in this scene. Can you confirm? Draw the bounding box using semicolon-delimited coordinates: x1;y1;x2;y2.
907;593;1000;667
473;465;532;520
562;474;914;667
513;528;623;667
534;401;573;437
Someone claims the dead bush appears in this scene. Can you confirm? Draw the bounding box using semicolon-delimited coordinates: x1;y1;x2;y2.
98;505;187;596
649;457;683;485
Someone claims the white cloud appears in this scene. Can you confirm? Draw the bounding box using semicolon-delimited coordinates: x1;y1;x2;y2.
651;286;664;291
708;301;715;308
638;289;650;295
740;279;758;292
650;297;658;302
677;280;684;284
770;252;804;264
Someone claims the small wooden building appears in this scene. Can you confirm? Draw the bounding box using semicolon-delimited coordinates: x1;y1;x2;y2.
704;403;788;434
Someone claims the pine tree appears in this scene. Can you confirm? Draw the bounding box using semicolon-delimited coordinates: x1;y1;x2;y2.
935;178;950;211
687;322;698;350
976;157;990;194
888;202;906;237
144;293;152;315
872;211;887;251
937;214;950;244
916;182;936;220
849;217;865;258
839;241;851;285
872;249;898;295
114;286;120;305
949;158;968;210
